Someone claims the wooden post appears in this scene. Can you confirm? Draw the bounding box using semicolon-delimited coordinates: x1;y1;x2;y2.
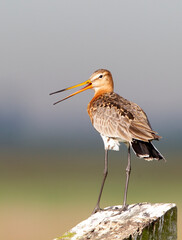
55;203;177;240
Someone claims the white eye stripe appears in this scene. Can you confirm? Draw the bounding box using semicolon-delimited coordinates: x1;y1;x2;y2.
90;72;106;82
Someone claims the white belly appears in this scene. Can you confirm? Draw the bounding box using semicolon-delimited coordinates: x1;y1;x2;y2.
100;134;127;151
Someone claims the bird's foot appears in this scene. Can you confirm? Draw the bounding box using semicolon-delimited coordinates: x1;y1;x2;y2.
92;204;130;215
111;204;129;216
92;205;104;214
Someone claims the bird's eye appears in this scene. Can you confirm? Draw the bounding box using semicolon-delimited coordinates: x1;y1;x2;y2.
99;75;103;78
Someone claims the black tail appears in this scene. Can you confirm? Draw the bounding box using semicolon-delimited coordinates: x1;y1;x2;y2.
131;139;165;161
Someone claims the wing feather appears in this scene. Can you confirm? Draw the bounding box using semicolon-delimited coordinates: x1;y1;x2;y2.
88;92;161;142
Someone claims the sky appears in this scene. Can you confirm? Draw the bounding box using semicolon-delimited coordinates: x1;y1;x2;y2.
0;0;182;146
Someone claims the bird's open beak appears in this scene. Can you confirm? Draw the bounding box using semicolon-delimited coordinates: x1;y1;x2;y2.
50;80;92;105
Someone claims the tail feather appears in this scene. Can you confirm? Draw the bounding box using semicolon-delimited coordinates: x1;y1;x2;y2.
131;139;165;161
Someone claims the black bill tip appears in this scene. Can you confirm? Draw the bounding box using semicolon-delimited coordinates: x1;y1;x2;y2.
49;88;67;96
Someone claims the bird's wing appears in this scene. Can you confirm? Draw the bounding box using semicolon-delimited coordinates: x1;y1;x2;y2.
88;93;160;142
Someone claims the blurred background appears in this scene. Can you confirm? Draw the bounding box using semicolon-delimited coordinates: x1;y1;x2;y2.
0;0;181;239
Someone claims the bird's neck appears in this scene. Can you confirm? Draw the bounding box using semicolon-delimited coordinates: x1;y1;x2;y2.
94;87;113;100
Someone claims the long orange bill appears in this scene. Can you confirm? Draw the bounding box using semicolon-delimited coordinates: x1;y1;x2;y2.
50;80;92;105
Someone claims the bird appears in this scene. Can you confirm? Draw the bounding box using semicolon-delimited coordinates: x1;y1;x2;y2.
50;69;165;214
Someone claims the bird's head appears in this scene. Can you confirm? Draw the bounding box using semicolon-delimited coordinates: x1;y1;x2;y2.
50;69;114;105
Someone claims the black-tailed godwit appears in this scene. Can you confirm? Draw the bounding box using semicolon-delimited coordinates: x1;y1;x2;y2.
50;69;164;213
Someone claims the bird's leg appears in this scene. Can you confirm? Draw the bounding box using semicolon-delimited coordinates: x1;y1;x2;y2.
112;144;131;216
122;144;131;210
92;149;108;214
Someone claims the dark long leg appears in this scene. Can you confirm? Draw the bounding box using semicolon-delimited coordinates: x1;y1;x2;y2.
123;144;131;208
92;149;108;214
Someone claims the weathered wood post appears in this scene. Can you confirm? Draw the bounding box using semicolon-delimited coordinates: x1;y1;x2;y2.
55;203;177;240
